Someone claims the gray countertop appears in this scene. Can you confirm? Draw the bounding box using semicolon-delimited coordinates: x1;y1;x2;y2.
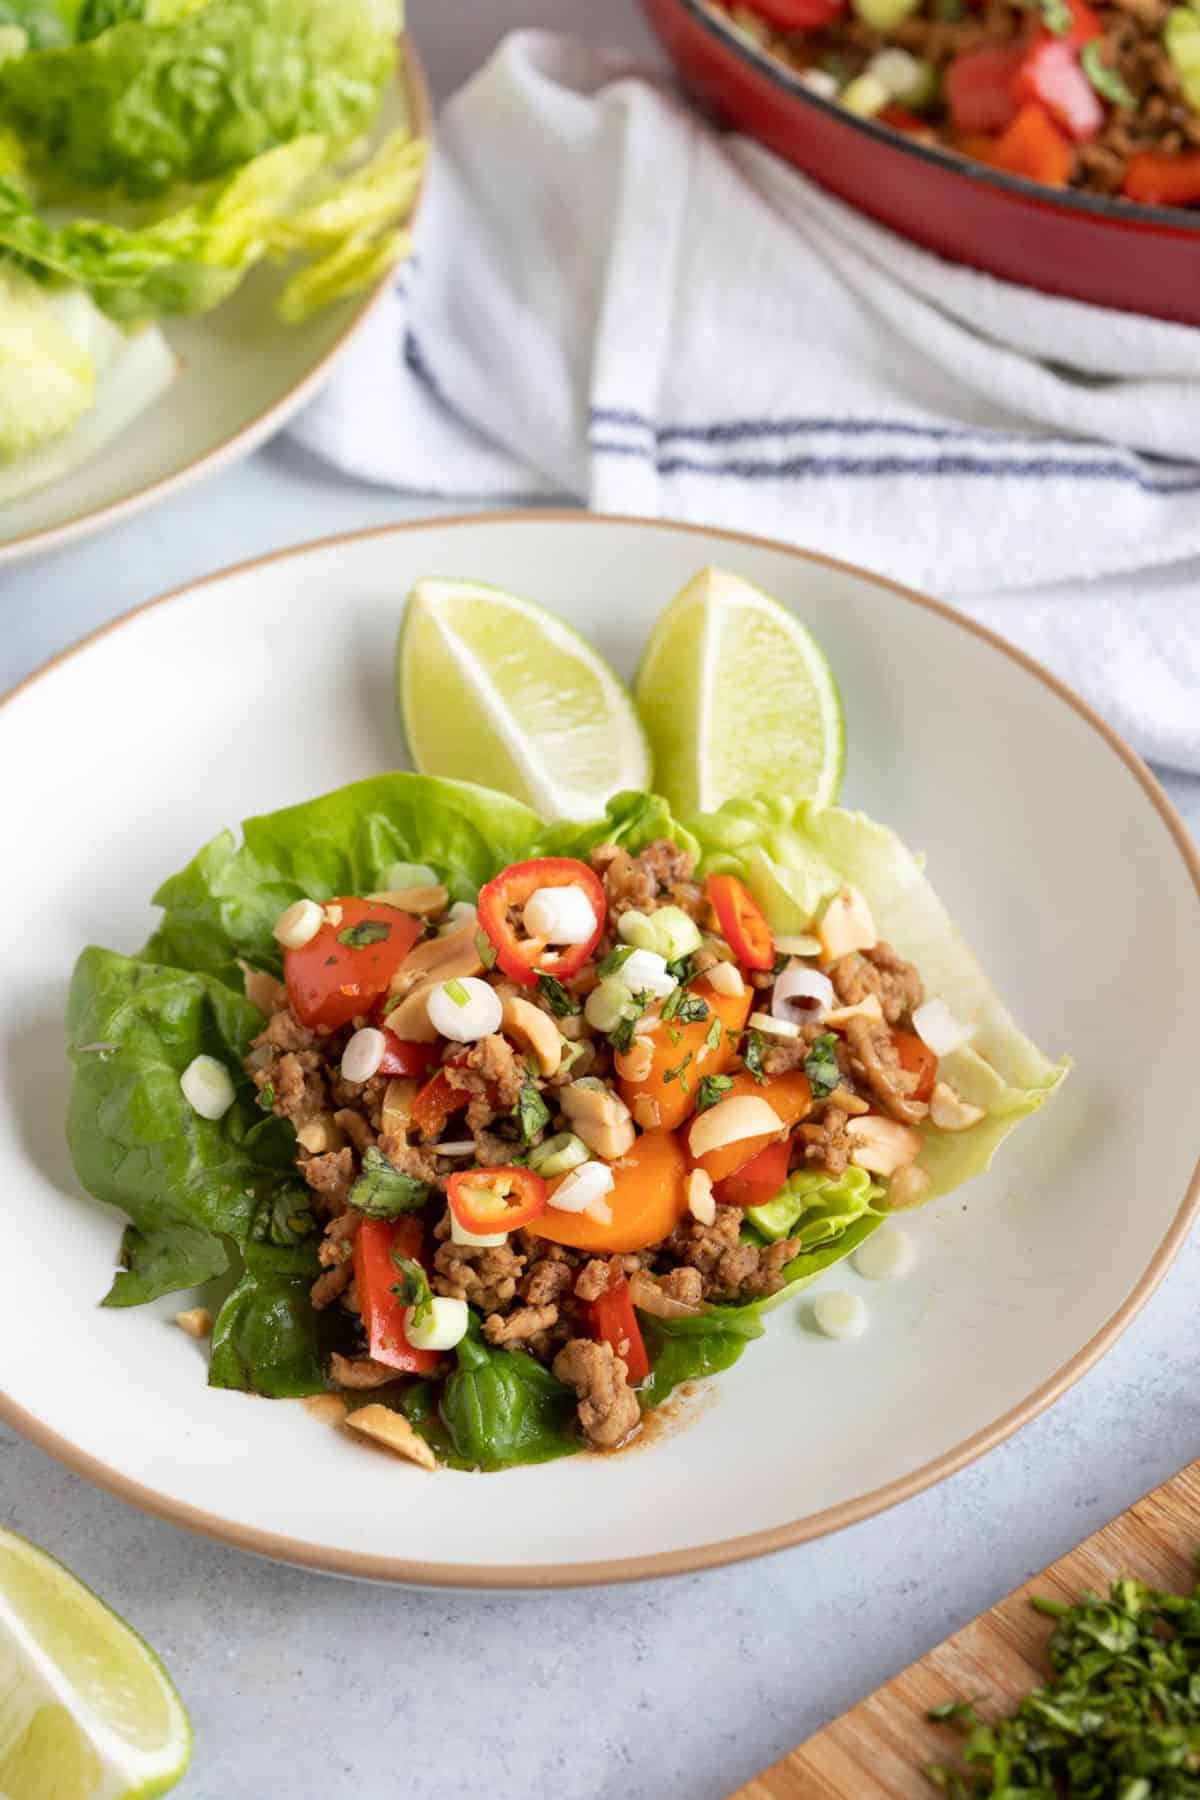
4;6;1199;1796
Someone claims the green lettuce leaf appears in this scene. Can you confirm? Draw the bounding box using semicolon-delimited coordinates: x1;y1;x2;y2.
208;1215;324;1399
0;0;399;195
638;1303;765;1410
744;1164;881;1247
0;124;423;324
532;788;699;864
143;772;543;987
688;796;1068;1199
66;946;305;1304
437;1322;580;1471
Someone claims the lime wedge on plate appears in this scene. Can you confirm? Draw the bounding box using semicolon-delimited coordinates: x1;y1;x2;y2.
398;577;650;820
0;1526;191;1800
634;566;845;816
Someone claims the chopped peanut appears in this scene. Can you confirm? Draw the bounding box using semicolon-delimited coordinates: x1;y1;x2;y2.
346;1404;437;1470
174;1308;213;1339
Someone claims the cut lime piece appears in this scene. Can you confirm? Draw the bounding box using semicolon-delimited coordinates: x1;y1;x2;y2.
0;1527;191;1800
634;566;845;817
397;577;651;821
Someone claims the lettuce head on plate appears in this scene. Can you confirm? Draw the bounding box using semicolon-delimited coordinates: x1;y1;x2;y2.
64;776;1067;1449
0;0;423;493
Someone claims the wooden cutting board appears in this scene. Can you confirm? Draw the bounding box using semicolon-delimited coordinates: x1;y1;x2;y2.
729;1460;1200;1799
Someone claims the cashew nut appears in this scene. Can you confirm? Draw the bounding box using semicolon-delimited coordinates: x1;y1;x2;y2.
559;1080;636;1161
502;995;563;1077
929;1081;986;1132
296;1113;348;1155
388;918;483;994
381;1077;419;1139
345;1404;437;1470
818;885;878;962
383;979;441;1043
823;992;884;1028
846;1113;922;1175
241;964;287;1014
704;960;745;999
632;1094;662;1130
687;1167;715;1225
368;885;450;916
614;1035;655;1082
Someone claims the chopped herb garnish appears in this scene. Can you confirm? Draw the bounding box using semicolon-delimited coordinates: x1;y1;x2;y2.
598;943;636;977
324;955;337;966
1081;38;1135;106
534;970;580;1017
804;1032;841;1100
349;1146;433;1218
660;987;683;1023
695;1073;734;1112
704;1014;723;1052
771;951;791;976
390;1251;433;1327
743;1028;766;1084
444;977;470;1008
676;994;711;1025
336;919;392;949
666;951;698;985
608;990;651;1054
926;1571;1200;1796
515;1081;552;1144
475;927;498;970
667;1025;682;1047
663;1050;693;1087
257;1081;275;1112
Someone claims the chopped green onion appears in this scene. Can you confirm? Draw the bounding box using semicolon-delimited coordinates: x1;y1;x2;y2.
444;978;470;1008
1081;37;1136;105
695;1074;734;1112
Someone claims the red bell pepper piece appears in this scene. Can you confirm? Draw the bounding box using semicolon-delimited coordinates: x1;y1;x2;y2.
742;0;849;25
946;42;1027;135
352;1217;441;1374
376;1029;440;1080
892;1029;938;1103
713;1135;793;1209
989;102;1073;183
879;103;927;132
1052;0;1102;49
284;898;422;1032
447;1166;549;1236
409;1065;469;1140
584;1266;649;1386
1122;150;1200;204
1011;38;1102;140
705;874;774;971
476;857;606;988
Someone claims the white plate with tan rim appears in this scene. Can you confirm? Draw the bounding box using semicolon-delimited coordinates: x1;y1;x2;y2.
2;513;1198;1588
0;42;430;569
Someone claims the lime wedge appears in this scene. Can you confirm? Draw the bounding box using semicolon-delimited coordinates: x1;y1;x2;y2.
397;577;650;821
0;1527;191;1800
634;566;845;816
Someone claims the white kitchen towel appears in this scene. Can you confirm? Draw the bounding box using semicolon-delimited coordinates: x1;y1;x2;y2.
292;30;1200;772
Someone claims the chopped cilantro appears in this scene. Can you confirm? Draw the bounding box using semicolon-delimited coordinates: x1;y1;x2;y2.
390;1252;433;1326
704;1014;723;1052
667;1025;681;1047
336;920;392;949
695;1073;734;1112
663;1050;693;1088
534;970;580;1017
666;951;697;985
349;1146;433;1218
742;1028;766;1083
608;990;651;1054
598;943;636;977
804;1032;841;1100
515;1081;552;1144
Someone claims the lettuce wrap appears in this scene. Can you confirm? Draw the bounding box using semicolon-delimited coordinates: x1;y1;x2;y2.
66;775;1066;1462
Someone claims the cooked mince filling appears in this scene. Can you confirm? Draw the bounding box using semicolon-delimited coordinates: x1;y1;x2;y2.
707;0;1200;203
247;835;951;1457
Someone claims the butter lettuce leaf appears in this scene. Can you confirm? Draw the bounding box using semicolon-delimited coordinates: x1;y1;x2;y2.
436;1321;580;1471
144;772;543;987
66;947;305;1305
638;1303;765;1410
532;789;699;865
0;0;399;195
688;795;1068;1199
